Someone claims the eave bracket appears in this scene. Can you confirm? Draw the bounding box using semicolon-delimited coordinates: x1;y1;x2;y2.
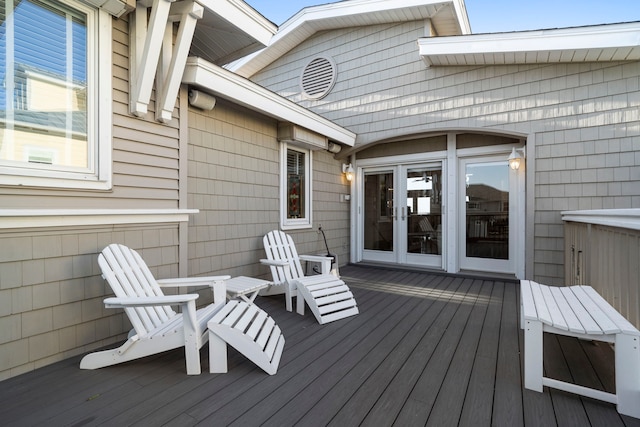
129;0;203;123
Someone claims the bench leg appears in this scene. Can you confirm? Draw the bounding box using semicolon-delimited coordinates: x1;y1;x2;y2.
524;319;544;392
615;333;640;418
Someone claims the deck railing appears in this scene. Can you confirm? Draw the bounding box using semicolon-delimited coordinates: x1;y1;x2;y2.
562;209;640;329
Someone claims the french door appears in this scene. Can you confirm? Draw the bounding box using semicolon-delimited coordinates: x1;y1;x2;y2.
459;156;517;273
361;163;443;268
354;139;525;277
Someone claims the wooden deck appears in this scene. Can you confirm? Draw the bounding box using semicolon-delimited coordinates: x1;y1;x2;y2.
2;264;640;426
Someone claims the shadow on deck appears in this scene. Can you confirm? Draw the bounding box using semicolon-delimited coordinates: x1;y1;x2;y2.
2;264;639;426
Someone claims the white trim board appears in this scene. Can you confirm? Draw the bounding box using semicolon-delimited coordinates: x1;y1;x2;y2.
562;209;640;232
230;0;469;78
419;22;640;67
0;209;199;229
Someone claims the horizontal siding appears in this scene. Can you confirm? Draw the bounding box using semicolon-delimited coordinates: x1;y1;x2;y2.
112;148;179;171
110;16;181;206
252;20;640;284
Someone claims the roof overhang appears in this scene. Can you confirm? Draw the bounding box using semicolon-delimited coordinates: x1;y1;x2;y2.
419;22;640;67
183;57;356;147
189;0;277;65
230;0;471;77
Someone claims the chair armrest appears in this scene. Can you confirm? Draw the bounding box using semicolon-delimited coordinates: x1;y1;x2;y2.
105;295;201;343
260;259;291;267
104;294;199;309
299;254;332;263
156;275;230;287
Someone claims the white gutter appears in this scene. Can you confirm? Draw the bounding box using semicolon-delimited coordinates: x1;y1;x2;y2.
183;57;356;146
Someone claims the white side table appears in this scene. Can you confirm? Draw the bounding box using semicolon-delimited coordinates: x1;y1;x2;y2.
225;276;271;304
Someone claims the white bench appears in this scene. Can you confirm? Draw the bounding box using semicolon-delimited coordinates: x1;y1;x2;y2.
521;280;640;418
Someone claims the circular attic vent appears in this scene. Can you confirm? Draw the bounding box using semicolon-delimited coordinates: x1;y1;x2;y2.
300;56;337;100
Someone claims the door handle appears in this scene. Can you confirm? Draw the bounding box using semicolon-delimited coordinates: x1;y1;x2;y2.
401;207;406;220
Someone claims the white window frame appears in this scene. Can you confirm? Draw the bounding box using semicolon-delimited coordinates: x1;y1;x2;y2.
0;0;112;190
280;143;312;230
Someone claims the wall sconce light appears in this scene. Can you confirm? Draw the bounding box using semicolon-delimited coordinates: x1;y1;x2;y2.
327;142;342;154
508;147;526;170
342;163;354;181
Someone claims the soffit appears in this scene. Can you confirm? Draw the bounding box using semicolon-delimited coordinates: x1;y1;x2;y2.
230;0;471;77
419;22;640;66
189;0;277;65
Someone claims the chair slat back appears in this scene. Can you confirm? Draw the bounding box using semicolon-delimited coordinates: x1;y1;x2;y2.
263;230;306;286
98;244;176;337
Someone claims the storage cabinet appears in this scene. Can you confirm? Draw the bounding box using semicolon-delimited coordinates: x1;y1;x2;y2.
564;220;640;329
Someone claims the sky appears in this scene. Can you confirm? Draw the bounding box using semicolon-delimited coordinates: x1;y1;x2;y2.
246;0;639;33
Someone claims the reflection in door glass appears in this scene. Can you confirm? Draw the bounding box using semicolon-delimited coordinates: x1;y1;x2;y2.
364;172;394;251
465;162;509;259
406;168;442;255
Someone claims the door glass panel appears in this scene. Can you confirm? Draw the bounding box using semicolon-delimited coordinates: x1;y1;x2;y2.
465;162;509;259
406;167;442;255
364;171;394;251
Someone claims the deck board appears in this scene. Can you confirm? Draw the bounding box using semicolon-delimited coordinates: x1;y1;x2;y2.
263;286;423;425
458;280;505;426
224;290;406;425
392;277;479;425
0;265;634;427
292;274;453;426
331;275;467;426
427;279;494;426
493;282;525;426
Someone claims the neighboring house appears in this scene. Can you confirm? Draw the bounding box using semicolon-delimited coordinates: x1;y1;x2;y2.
232;0;640;284
0;0;353;380
0;0;638;381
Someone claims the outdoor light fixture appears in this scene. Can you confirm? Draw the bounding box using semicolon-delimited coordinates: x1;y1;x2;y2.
327;142;342;154
508;147;525;170
342;163;354;181
188;89;216;110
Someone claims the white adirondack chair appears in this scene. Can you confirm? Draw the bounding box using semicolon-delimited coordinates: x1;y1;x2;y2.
261;230;358;324
80;244;284;375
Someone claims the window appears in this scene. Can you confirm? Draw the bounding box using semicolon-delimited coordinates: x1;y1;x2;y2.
0;0;112;189
281;144;312;229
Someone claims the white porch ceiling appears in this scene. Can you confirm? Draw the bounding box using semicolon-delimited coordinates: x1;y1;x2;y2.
419;22;640;67
189;0;277;65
